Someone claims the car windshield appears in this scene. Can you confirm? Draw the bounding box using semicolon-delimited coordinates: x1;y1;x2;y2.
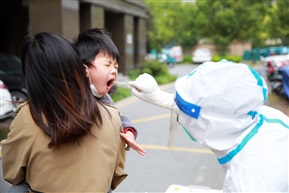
195;49;210;54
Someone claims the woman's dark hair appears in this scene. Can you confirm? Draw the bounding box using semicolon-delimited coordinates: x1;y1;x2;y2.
72;28;119;67
20;32;102;148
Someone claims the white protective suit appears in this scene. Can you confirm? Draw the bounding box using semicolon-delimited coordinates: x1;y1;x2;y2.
129;61;289;192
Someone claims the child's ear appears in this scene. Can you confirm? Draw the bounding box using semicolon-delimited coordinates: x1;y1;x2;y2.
83;64;89;77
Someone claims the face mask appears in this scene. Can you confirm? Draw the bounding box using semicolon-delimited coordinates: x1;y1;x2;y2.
90;84;103;98
85;65;103;98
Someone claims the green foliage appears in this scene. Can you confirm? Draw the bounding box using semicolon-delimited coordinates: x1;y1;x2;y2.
196;0;271;52
142;60;169;76
128;69;141;80
266;0;289;46
145;0;288;52
183;55;193;63
110;86;132;103
155;74;178;85
128;60;177;85
212;55;243;63
145;0;200;50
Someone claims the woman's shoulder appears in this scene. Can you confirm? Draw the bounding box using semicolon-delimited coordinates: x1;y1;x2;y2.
98;102;119;114
98;103;122;128
14;101;29;116
11;101;41;136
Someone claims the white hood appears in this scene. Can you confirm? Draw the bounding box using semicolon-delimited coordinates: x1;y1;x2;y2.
173;61;268;157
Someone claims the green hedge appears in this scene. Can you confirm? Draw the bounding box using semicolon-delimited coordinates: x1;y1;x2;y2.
212;55;243;63
128;60;177;85
183;55;193;63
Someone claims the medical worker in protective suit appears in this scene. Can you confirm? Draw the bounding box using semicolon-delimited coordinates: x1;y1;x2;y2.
129;60;289;192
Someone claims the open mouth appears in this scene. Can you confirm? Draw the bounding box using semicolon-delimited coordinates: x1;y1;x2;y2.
107;78;115;87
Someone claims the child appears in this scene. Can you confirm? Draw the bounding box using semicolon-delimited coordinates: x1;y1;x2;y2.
72;28;145;156
129;60;289;192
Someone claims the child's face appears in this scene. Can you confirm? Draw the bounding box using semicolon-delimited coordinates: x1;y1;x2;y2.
86;52;118;96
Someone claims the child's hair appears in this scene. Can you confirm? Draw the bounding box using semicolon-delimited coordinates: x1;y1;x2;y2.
20;32;102;148
72;28;119;67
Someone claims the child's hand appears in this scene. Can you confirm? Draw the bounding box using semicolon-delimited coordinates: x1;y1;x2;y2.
120;131;146;156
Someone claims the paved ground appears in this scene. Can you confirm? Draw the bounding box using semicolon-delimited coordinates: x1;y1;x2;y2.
266;93;289;116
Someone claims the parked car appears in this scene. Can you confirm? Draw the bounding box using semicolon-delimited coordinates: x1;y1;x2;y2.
192;48;212;64
170;46;184;63
145;49;176;68
0;80;14;121
0;53;27;108
160;48;177;68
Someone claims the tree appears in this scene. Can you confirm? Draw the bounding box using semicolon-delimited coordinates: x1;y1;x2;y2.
145;0;201;51
178;2;203;49
196;0;270;52
145;0;281;53
267;0;289;46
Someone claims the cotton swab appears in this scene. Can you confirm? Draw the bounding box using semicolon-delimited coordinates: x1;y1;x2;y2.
114;81;131;87
114;81;141;91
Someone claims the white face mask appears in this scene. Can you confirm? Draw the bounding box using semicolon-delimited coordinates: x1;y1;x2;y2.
90;83;103;98
85;65;103;98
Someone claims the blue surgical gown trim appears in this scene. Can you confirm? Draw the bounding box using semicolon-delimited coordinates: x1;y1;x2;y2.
175;92;201;119
217;114;289;164
248;66;267;102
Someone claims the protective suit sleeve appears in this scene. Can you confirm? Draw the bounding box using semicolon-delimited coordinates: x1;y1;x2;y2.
128;73;174;110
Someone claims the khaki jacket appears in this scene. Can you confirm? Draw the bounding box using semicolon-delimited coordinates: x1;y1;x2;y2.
1;102;127;193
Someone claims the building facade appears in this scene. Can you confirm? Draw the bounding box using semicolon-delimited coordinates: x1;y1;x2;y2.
0;0;149;75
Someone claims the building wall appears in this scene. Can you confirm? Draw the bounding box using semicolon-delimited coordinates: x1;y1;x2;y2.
105;12;126;74
0;0;28;54
80;4;105;32
192;41;252;57
134;18;147;68
228;41;252;56
28;0;79;41
124;14;134;73
0;0;148;75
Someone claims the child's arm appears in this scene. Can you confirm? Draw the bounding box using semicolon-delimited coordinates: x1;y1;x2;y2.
99;94;145;156
120;115;137;138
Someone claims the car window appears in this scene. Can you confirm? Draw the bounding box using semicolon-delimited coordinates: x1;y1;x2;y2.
0;53;22;75
195;49;210;54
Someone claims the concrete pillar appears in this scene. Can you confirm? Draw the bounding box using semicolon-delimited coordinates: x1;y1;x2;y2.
105;13;125;74
62;1;79;41
105;13;136;75
80;4;104;32
123;14;134;74
91;6;104;28
134;18;147;68
28;0;79;41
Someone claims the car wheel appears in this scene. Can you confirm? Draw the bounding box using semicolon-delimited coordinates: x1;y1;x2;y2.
10;91;28;108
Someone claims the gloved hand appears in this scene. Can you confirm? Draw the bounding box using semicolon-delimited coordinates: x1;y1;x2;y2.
128;73;174;110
